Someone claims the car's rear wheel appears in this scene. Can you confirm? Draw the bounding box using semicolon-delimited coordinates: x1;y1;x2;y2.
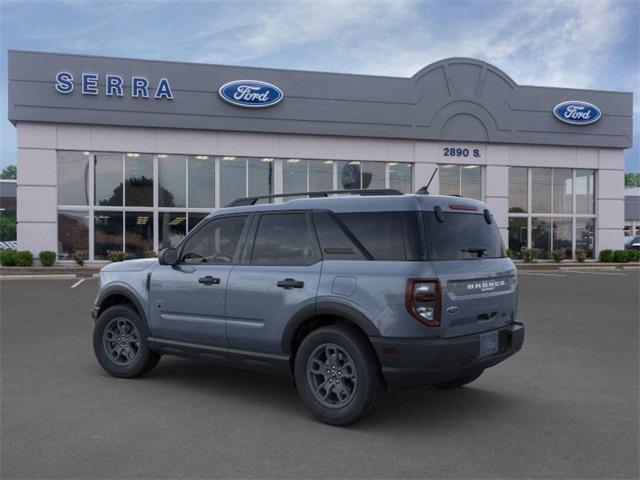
294;325;384;426
434;369;484;389
93;304;160;378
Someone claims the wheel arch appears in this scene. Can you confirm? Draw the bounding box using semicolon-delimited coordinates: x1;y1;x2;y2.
282;302;381;357
96;284;147;325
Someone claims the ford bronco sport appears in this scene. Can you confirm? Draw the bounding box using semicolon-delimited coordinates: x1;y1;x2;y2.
92;189;524;426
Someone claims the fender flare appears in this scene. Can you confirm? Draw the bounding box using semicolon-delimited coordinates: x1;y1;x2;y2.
95;283;147;324
281;301;381;354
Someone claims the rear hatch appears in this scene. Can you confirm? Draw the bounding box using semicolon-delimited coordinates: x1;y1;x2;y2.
421;204;518;339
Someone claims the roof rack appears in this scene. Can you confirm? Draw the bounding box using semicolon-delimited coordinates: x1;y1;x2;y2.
226;188;404;207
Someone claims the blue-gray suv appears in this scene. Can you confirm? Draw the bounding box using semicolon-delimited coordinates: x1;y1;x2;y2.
92;189;524;425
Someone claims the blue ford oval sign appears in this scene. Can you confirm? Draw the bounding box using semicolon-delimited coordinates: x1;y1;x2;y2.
553;100;601;125
218;80;283;108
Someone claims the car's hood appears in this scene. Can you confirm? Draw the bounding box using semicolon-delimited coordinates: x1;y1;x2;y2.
100;258;158;272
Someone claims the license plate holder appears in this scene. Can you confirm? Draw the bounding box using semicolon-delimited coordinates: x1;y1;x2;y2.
479;331;499;358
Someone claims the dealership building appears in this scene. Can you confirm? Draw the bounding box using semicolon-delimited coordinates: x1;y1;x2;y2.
7;50;633;261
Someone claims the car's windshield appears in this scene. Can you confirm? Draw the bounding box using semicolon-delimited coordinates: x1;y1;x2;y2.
423;211;505;260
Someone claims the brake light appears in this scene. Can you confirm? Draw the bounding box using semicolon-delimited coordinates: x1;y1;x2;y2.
406;279;441;327
448;203;478;211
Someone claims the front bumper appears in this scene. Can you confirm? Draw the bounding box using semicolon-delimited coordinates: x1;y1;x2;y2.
370;322;525;390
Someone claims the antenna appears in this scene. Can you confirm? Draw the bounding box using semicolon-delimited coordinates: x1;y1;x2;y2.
416;167;438;194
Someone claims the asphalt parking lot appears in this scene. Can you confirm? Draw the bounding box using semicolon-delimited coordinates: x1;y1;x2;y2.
1;270;638;479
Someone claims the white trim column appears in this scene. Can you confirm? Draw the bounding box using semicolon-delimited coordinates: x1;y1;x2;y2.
16;123;58;259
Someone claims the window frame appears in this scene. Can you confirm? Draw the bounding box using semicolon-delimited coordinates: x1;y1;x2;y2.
242;211;322;267
176;213;251;266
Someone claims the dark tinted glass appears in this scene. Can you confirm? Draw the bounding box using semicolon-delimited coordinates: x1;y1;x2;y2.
313;212;365;260
508;217;527;258
95;153;123;206
158;155;186;207
181;216;246;264
337;212;406;260
125;154;153;206
424;212;504;260
125;212;153;257
252;213;318;265
532;217;551;256
57;210;89;259
188;156;214;208
159;212;186;249
94;212;123;259
58;151;89;205
188;212;208;232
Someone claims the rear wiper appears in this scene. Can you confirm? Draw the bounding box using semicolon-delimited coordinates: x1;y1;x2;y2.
461;247;487;258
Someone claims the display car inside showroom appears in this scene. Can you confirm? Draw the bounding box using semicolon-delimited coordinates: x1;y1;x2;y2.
7;50;633;262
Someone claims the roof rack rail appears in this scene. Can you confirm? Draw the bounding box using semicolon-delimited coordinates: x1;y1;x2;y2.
226;188;404;207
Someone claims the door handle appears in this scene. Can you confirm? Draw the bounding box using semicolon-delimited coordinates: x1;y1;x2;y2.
277;278;304;289
198;276;221;285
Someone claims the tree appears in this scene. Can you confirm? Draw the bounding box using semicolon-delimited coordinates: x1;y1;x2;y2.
0;165;16;180
625;172;640;188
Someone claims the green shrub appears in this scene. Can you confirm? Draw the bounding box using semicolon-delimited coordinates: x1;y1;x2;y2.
107;250;127;262
613;250;628;263
72;250;87;266
15;250;33;267
144;250;158;258
506;248;513;259
0;249;17;266
626;249;639;262
520;248;535;263
575;249;587;263
39;250;56;267
599;249;614;262
551;249;565;263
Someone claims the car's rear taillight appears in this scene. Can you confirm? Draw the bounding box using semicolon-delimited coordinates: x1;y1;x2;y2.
405;279;441;327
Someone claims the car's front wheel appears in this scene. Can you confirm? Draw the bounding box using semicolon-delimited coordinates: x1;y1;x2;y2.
294;325;384;426
93;304;160;378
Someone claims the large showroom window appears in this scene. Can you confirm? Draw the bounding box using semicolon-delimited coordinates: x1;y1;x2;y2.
508;167;596;259
57;152;414;261
439;164;483;200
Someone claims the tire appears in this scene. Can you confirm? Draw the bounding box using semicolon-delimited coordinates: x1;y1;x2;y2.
93;304;160;378
294;325;384;426
434;369;484;389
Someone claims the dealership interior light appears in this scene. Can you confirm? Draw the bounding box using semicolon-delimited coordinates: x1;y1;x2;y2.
157;154;167;159
126;153;140;157
262;158;273;162
222;156;236;161
195;155;209;160
287;159;301;163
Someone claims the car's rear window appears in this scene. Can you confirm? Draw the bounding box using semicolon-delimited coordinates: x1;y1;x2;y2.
423;212;505;260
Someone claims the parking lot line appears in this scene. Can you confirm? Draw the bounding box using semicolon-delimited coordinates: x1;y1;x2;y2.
70;278;86;288
568;270;627;276
518;272;567;277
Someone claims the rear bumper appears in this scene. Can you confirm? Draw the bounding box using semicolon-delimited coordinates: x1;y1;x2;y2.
370;322;524;390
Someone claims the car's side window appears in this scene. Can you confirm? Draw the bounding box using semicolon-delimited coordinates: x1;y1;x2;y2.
337;212;407;261
180;215;247;264
251;213;319;266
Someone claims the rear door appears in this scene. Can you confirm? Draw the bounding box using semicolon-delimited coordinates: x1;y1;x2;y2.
226;211;322;357
423;210;518;339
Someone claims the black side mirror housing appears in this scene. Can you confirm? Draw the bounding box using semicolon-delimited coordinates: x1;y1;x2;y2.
159;248;178;266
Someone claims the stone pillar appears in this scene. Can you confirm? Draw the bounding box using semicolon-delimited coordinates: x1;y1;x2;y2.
16;123;58;259
596;149;625;254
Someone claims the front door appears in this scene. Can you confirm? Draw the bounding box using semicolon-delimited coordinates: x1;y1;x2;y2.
148;214;249;348
226;212;322;355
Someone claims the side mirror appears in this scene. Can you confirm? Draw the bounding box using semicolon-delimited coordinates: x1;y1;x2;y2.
159;248;178;266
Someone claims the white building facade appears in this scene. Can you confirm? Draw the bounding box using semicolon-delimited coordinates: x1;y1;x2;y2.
8;51;632;261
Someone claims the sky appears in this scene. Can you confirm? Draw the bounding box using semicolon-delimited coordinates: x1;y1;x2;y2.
0;0;638;172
